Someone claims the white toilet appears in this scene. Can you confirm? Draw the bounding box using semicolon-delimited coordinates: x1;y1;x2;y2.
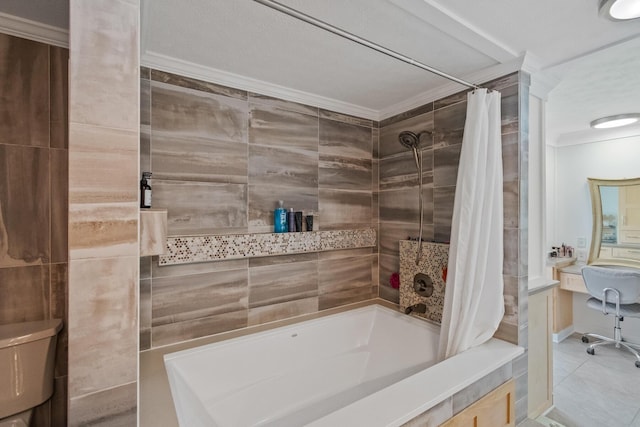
0;319;62;427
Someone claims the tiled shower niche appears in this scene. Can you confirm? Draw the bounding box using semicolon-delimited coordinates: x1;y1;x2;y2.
159;229;377;265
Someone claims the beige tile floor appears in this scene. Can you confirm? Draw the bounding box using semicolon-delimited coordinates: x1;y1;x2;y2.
523;333;640;427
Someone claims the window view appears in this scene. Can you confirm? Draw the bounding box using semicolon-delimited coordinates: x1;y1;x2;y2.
600;186;619;244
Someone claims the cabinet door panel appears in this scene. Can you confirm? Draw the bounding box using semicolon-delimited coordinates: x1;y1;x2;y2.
439;380;514;427
528;290;553;418
559;272;587;294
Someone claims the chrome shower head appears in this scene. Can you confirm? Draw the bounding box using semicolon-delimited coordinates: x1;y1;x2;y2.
398;130;431;149
398;131;420;149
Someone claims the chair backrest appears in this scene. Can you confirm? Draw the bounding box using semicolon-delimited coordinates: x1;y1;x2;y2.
581;265;640;304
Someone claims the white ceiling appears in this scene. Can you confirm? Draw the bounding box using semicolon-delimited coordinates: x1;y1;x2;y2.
545;36;640;145
141;0;500;117
1;0;640;142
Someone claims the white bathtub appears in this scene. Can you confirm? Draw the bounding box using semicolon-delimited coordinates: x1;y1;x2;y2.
164;305;522;427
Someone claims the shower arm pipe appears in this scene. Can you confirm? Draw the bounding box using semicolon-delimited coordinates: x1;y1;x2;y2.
252;0;481;90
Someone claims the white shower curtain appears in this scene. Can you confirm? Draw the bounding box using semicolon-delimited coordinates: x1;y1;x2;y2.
438;88;504;361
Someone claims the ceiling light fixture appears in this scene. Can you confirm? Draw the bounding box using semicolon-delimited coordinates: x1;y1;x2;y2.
599;0;640;20
590;113;640;129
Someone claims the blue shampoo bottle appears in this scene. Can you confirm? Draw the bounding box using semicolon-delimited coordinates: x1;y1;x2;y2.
274;200;287;233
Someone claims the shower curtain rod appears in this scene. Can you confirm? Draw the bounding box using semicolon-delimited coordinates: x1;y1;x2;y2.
252;0;481;90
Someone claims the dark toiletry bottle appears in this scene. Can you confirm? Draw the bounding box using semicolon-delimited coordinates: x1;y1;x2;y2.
288;208;296;232
295;211;303;232
305;215;313;232
274;200;287;233
140;172;152;208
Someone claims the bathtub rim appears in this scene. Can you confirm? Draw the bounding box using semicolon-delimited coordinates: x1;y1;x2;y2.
307;336;523;426
163;303;438;364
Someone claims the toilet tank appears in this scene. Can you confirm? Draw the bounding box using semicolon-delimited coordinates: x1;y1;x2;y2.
0;319;62;419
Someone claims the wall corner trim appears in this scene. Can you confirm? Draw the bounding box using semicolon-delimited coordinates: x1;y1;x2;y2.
141;50;380;121
378;55;526;120
0;12;68;48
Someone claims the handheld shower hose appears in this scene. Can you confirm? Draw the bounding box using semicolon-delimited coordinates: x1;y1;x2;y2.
397;131;430;265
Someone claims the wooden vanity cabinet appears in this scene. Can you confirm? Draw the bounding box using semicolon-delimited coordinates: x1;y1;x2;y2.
439;380;514;427
552;268;586;334
558;272;587;293
528;287;553;418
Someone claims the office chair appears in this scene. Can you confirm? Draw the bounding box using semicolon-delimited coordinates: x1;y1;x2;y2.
581;265;640;368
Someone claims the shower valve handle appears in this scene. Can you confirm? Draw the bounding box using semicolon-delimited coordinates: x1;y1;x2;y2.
413;273;434;297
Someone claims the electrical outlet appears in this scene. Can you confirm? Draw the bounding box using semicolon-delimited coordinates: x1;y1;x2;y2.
577;237;587;248
577;249;587;262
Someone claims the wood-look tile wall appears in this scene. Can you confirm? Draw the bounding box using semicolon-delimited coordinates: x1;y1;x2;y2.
378;72;529;423
140;69;379;349
68;0;139;425
0;33;68;426
378;73;523;315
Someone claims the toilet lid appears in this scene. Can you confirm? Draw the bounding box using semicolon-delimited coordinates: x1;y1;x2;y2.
0;319;62;349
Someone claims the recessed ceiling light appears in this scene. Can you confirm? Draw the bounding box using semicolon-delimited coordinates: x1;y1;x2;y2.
599;0;640;20
590;113;640;129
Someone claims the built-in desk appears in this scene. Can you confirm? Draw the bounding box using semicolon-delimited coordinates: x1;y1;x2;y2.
550;259;586;341
556;263;587;294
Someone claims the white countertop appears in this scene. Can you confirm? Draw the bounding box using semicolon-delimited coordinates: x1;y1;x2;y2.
545;256;577;268
528;278;559;296
557;263;584;275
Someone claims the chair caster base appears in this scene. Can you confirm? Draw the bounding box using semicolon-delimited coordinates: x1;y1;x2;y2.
582;336;589;343
587;347;595;355
636;361;640;368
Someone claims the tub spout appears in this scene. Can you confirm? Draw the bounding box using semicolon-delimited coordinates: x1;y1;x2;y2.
404;303;427;315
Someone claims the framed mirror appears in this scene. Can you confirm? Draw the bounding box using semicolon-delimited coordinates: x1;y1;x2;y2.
588;177;640;268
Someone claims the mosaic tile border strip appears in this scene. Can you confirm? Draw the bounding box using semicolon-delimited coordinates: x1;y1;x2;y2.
158;228;377;265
